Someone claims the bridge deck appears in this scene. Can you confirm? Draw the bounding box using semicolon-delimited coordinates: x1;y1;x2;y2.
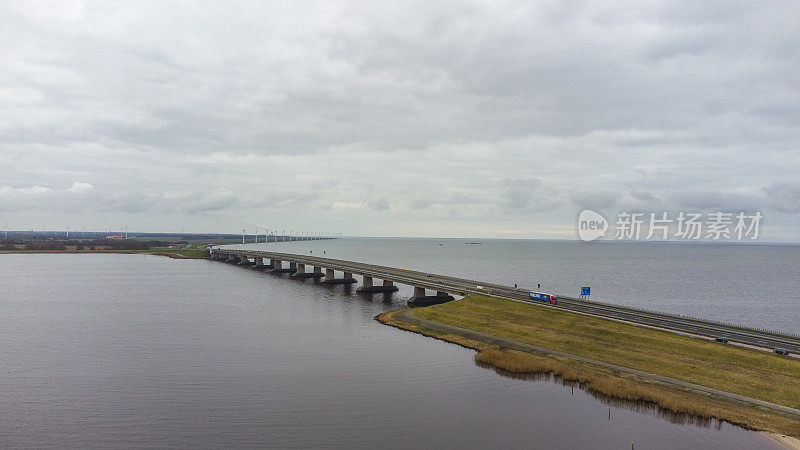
212;249;800;354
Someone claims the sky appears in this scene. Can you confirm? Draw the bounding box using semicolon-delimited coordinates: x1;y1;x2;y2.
2;1;800;240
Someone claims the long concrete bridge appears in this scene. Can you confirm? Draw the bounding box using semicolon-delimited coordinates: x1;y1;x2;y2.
209;248;800;354
211;248;458;305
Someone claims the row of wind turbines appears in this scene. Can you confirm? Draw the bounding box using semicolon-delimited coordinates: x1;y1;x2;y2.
241;227;341;244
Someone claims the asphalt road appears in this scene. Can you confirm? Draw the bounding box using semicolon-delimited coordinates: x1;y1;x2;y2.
213;249;800;354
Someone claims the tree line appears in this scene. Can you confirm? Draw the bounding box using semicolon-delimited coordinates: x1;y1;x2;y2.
0;239;172;251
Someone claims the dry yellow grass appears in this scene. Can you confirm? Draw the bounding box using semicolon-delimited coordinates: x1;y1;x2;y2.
376;309;488;350
415;295;800;409
474;347;800;437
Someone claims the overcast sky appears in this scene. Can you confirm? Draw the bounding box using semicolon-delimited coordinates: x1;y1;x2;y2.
2;1;799;240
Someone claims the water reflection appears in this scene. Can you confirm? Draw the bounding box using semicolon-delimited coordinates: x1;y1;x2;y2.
0;254;779;448
477;361;724;429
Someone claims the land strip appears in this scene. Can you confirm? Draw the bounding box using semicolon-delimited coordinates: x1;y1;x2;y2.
0;244;214;259
376;295;800;438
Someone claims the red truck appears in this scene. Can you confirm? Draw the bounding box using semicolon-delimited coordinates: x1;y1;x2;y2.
529;291;558;304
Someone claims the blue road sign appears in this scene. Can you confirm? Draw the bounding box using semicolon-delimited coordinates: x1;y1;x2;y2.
581;287;590;296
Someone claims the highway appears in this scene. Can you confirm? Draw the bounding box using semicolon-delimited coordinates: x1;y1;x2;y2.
212;249;800;355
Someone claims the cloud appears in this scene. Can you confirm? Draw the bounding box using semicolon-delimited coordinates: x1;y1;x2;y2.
1;2;800;239
572;190;617;210
67;181;93;193
670;189;766;213
363;198;390;211
764;182;800;214
502;178;560;213
0;182;96;212
180;190;239;213
0;183;243;215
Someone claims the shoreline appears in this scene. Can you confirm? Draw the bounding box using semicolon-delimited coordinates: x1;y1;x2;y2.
0;249;210;259
376;305;800;442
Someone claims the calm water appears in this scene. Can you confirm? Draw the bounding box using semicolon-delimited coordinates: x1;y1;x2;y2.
0;252;780;448
236;238;800;335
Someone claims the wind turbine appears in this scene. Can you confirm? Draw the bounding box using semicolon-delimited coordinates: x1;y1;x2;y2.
257;226;269;243
251;224;268;244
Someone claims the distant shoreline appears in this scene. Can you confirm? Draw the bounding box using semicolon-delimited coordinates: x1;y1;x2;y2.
0;248;211;259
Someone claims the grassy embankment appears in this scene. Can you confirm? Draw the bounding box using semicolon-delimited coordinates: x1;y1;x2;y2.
147;244;213;259
377;295;800;437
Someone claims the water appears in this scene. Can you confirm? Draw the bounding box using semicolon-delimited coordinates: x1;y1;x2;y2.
233;238;800;335
0;252;781;448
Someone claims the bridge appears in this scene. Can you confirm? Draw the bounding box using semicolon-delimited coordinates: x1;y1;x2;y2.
209;248;800;355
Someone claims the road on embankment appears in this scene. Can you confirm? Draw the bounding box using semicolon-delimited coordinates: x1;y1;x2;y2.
213;249;800;354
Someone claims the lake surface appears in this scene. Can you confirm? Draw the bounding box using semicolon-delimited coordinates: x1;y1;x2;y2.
0;252;781;448
235;238;800;335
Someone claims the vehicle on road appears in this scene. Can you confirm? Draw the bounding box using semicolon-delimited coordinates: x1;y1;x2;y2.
774;348;789;355
529;291;558;304
476;285;484;290
715;337;729;343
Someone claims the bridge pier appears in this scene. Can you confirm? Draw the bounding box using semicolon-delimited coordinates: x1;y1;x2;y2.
408;286;454;306
357;276;399;293
254;257;265;269
291;263;305;276
271;259;294;273
238;255;254;266
226;254;238;263
322;268;357;284
291;263;322;278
